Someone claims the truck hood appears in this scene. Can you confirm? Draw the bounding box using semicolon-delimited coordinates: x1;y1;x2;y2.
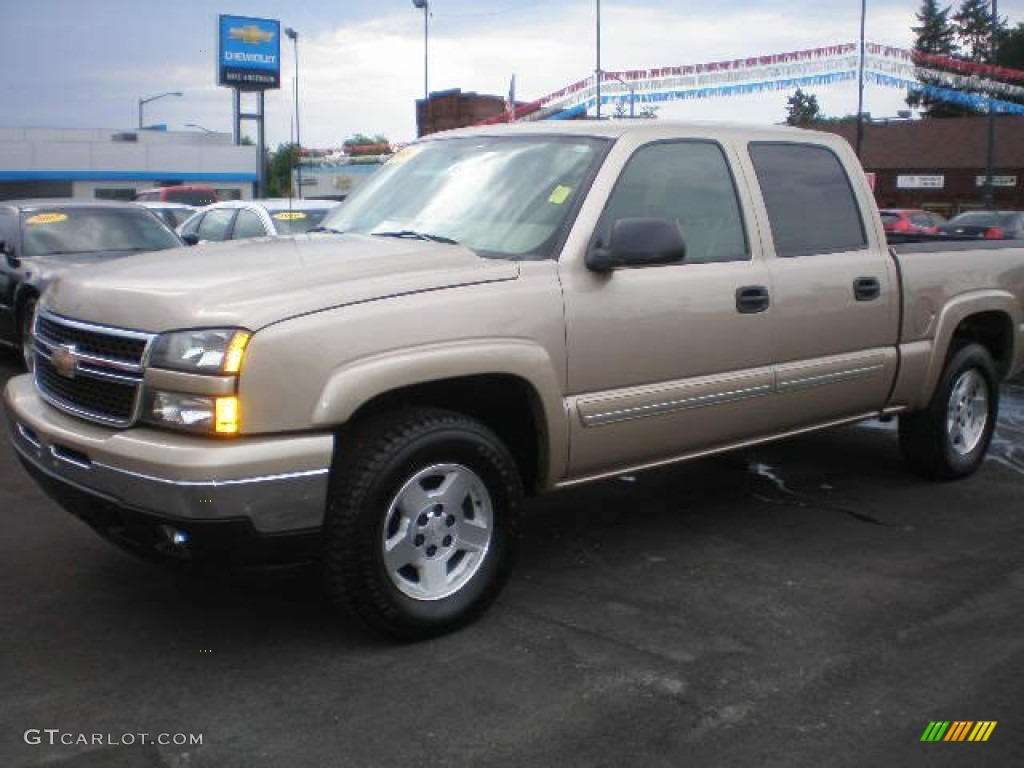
42;234;520;332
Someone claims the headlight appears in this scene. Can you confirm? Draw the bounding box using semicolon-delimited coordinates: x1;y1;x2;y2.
144;392;241;435
149;329;251;374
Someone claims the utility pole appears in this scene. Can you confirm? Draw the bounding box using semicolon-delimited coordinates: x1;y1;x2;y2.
595;0;602;119
983;0;999;209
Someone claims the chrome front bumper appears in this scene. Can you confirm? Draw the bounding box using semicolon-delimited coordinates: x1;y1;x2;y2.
4;374;333;534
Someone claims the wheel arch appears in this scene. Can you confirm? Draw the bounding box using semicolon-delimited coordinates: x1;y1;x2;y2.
313;341;568;493
901;292;1019;411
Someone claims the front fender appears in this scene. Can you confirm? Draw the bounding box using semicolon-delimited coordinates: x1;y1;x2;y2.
312;338;569;486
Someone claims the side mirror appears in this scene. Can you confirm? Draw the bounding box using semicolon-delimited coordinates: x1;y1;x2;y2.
181;233;200;246
586;218;687;273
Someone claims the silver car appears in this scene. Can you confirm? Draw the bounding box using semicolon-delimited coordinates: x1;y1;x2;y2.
177;199;340;244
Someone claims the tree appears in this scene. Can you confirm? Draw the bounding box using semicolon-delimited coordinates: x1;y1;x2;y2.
264;142;299;197
953;0;1003;62
998;22;1024;69
907;0;968;117
785;88;822;125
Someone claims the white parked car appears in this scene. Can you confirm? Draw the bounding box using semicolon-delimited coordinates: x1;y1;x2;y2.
177;199;340;244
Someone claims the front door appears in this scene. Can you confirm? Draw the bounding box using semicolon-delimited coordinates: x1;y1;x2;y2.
561;139;777;479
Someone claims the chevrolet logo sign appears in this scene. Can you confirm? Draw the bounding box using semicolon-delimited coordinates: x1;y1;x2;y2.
51;346;78;379
229;25;274;44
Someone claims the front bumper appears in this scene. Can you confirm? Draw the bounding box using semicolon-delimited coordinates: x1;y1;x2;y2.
4;374;334;563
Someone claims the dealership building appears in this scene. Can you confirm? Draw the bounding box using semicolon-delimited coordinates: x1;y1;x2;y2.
816;115;1024;215
0;127;259;202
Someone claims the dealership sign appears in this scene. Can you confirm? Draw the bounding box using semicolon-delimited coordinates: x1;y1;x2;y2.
897;175;945;189
218;15;280;90
975;175;1017;187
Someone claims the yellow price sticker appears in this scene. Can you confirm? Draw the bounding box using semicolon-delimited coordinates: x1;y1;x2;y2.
272;211;308;220
386;145;423;166
26;213;69;225
548;185;573;205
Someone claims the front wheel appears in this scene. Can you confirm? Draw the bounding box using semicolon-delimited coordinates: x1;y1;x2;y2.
899;342;999;480
323;408;523;640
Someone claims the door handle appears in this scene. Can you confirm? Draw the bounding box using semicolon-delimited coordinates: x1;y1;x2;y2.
736;285;770;314
853;276;881;302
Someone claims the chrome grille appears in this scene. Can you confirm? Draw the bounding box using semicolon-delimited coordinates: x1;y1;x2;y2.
37;314;148;363
33;311;155;427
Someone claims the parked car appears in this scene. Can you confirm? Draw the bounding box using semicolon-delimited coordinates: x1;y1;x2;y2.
0;199;183;369
136;201;197;230
135;184;218;206
177;199;341;244
937;210;1024;239
879;208;945;235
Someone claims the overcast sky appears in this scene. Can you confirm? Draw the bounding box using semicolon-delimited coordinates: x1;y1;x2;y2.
2;1;1022;148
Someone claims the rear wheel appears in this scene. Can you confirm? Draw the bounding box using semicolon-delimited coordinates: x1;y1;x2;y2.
899;342;999;480
323;408;523;640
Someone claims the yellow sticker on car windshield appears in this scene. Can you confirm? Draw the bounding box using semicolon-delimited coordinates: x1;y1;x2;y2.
272;211;307;220
26;213;69;225
548;185;573;205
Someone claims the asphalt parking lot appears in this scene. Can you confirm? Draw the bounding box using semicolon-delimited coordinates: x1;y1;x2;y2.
1;352;1022;768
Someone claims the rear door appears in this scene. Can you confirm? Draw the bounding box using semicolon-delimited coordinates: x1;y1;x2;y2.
745;141;900;428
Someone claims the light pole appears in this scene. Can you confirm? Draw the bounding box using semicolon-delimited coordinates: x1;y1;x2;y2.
983;0;999;209
138;91;182;130
595;0;602;119
855;0;867;158
412;0;429;133
185;122;214;133
611;74;635;117
285;26;302;198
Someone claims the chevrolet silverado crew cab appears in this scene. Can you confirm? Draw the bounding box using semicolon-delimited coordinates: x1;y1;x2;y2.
5;122;1024;640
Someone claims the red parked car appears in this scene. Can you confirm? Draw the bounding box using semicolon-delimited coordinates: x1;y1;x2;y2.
879;208;946;235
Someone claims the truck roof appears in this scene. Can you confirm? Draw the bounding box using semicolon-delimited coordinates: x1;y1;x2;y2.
424;119;840;146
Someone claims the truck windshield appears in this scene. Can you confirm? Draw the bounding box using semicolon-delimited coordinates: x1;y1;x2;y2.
320;135;609;259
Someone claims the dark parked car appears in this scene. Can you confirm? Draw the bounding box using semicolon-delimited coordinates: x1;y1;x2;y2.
0;199;183;369
937;210;1024;240
879;208;946;235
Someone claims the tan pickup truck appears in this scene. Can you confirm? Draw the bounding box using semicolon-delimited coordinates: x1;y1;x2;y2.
5;122;1024;639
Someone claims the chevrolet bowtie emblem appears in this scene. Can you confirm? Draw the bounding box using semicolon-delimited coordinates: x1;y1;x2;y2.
51;345;78;379
229;25;274;44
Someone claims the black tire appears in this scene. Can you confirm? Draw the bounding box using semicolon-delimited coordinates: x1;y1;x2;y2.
323;408;523;640
20;295;38;372
899;342;999;480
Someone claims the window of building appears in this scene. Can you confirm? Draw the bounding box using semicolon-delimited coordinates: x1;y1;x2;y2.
749;142;866;257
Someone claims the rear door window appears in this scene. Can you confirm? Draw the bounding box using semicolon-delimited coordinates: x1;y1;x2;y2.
749;142;867;257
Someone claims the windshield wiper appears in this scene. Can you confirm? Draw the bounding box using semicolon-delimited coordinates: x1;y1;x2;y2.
308;226;346;234
371;230;460;245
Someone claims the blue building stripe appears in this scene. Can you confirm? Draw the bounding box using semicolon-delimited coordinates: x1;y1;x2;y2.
0;170;258;182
